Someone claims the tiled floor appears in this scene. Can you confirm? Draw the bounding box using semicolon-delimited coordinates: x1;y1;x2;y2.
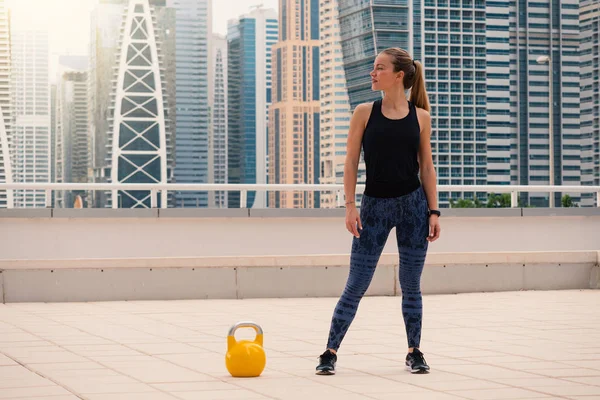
0;290;599;400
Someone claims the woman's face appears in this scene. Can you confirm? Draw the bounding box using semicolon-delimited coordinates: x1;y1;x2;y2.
370;53;403;91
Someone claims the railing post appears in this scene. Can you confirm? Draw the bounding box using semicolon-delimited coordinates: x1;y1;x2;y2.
161;190;167;209
150;189;157;208
336;190;343;208
45;189;52;208
511;191;518;208
240;190;247;208
597;192;600;208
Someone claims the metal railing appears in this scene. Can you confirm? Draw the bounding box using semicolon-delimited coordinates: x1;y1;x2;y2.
1;183;599;208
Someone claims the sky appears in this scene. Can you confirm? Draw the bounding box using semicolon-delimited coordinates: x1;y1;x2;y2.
5;0;279;81
214;0;278;33
6;0;280;56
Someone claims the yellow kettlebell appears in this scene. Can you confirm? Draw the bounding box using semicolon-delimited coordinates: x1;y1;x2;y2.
225;321;266;377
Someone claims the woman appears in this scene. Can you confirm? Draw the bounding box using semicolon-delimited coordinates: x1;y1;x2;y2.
316;48;441;375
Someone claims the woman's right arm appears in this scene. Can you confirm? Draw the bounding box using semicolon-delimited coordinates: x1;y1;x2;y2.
344;103;371;237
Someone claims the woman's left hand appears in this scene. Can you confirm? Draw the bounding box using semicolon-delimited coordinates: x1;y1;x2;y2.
427;215;441;242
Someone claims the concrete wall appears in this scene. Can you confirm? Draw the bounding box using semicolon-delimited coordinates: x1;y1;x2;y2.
0;208;599;260
0;252;597;302
1;209;598;302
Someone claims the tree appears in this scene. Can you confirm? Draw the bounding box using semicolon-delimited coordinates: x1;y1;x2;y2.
450;197;484;208
450;198;475;208
486;193;511;208
561;194;578;208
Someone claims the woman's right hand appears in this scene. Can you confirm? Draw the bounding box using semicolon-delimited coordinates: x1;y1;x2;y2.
345;205;362;238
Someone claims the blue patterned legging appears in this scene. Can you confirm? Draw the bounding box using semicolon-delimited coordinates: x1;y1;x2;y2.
326;186;430;351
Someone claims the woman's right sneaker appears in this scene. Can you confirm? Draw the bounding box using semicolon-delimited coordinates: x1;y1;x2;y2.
315;350;337;375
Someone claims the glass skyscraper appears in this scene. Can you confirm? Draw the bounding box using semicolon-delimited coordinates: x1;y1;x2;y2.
338;0;582;207
319;0;365;208
228;7;278;208
210;33;228;208
338;0;487;206
337;0;412;109
0;0;11;209
268;0;321;209
168;0;211;208
487;0;580;207
11;27;50;208
581;0;599;206
423;0;488;206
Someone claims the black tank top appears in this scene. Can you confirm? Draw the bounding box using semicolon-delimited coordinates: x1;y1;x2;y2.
362;99;421;198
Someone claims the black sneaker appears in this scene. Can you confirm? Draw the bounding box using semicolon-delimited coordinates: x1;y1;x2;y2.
316;350;337;375
405;348;430;374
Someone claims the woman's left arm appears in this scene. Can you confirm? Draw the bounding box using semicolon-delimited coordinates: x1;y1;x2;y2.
417;108;440;242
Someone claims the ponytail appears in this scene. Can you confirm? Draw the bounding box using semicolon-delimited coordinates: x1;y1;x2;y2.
409;60;430;112
381;48;430;112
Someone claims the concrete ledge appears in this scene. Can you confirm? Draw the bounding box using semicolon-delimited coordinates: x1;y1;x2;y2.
522;208;600;217
236;265;395;298
443;208;522;217
0;251;597;302
524;263;594;290
248;208;347;218
591;264;600;289
1;251;596;270
52;209;159;218
425;251;598;266
158;208;249;218
0;209;52;218
2;207;600;219
2;268;237;303
421;264;524;294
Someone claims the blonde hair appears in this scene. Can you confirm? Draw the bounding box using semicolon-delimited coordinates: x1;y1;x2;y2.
381;48;430;112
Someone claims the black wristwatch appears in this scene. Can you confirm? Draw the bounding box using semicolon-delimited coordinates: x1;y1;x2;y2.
429;209;441;217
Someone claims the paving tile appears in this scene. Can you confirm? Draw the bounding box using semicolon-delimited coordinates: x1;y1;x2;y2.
448;387;557;399
532;385;600;397
151;381;241;391
0;291;597;399
84;392;179;400
0;386;74;398
371;392;466;400
172;390;272;400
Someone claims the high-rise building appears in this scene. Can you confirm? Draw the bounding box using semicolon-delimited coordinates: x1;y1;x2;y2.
337;0;412;110
88;0;126;207
338;0;486;207
268;0;320;208
89;0;176;208
338;0;581;208
11;26;50;208
54;56;86;208
50;83;56;207
581;0;599;206
485;0;512;193
487;0;580;207
422;0;488;206
0;0;12;209
209;33;228;208
168;0;211;208
55;65;88;208
319;0;365;208
227;7;278;208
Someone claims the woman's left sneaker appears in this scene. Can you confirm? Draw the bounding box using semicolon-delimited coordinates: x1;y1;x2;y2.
405;348;430;374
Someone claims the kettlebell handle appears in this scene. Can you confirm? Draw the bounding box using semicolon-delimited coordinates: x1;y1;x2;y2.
228;321;263;337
